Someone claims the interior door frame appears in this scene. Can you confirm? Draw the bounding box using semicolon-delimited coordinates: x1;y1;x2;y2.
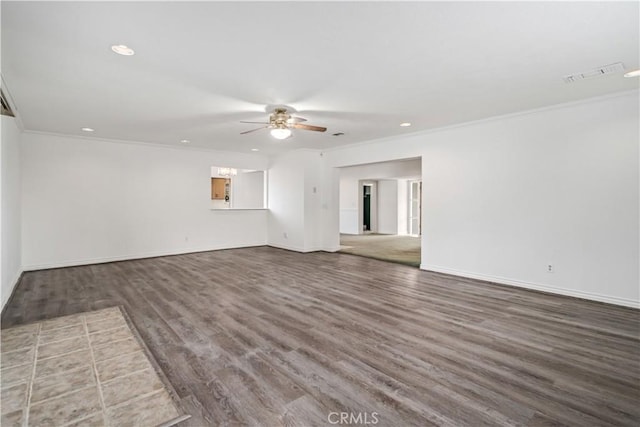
358;180;377;234
408;180;422;236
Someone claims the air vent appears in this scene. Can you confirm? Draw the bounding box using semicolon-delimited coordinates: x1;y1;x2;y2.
0;89;15;117
563;62;625;83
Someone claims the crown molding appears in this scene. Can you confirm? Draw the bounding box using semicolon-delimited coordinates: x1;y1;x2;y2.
325;89;640;154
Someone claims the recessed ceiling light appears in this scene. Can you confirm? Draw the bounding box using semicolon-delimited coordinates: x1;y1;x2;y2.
624;69;640;78
111;45;135;56
251;148;259;151
400;122;411;127
81;127;94;132
180;139;190;144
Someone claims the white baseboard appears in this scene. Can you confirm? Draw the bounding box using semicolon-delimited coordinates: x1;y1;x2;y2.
420;264;639;309
22;243;266;271
267;243;323;253
268;243;341;253
267;243;306;252
2;268;24;311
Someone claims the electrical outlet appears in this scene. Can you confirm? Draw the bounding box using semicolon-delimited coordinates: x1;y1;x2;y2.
547;264;553;273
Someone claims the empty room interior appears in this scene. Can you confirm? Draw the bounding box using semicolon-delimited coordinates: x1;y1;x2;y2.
1;2;639;426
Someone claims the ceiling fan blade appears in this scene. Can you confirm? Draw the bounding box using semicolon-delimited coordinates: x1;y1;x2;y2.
292;123;327;132
240;126;268;135
240;121;270;124
287;116;307;123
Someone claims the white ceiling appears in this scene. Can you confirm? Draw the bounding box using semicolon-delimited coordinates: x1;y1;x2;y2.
2;1;638;155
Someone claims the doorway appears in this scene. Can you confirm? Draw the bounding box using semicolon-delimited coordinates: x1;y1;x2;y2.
363;184;372;232
360;181;377;233
338;158;421;267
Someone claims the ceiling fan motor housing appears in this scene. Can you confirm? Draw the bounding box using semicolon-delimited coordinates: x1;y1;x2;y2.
272;108;291;128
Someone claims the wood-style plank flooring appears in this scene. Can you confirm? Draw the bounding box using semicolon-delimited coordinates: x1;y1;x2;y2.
2;247;639;426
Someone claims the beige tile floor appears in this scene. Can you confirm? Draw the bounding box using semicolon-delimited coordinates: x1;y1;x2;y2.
1;307;188;426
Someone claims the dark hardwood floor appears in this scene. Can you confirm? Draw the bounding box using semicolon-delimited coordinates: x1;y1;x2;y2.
2;247;639;426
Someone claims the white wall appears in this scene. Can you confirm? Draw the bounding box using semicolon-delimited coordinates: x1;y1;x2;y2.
267;149;324;252
397;179;409;235
339;174;360;235
323;91;640;307
1;116;22;310
232;170;265;209
377;180;398;234
320;157;341;252
267;150;306;251
21;133;269;269
303;151;323;251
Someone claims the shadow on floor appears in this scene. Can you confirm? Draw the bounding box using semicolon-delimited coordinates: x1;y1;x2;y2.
339;233;421;267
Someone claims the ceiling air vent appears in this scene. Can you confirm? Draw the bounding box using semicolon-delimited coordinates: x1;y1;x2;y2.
563;62;625;83
0;89;15;117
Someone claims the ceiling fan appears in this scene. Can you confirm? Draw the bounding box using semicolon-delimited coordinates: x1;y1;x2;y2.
240;108;327;139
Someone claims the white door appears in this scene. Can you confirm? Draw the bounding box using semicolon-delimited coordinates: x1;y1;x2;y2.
409;180;421;236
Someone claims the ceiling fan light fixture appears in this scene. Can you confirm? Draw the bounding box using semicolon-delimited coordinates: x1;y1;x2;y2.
270;128;292;140
241;108;324;138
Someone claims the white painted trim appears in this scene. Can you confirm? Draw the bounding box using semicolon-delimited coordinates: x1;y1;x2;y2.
267;243;306;252
285;148;323;155
326;89;640;156
1;268;24;310
210;208;269;211
267;243;324;253
322;246;342;253
420;264;640;309
303;246;325;253
22;129;267;160
22;244;266;272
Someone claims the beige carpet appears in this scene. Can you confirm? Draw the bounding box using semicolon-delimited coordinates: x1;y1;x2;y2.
339;233;421;267
0;307;189;427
